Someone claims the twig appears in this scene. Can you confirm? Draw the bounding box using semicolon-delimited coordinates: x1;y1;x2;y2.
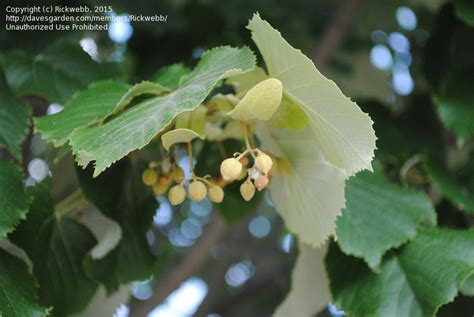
313;0;367;71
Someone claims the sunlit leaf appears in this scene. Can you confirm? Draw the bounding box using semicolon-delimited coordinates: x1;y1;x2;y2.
248;14;376;176
153;63;192;90
162;128;204;151
227;78;282;121
274;243;330;317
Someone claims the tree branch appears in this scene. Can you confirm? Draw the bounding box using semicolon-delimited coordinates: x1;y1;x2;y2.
313;0;367;71
128;213;227;317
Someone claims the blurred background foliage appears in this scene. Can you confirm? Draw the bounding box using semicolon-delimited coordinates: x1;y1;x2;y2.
1;0;474;316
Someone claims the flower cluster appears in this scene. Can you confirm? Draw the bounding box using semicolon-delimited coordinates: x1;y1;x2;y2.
141;160;184;196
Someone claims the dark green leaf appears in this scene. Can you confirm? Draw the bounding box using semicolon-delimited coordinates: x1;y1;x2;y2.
0;160;28;239
327;228;474;317
336;163;436;269
11;184;98;316
0;249;49;317
0;71;30;161
1;40;120;103
454;0;474;26
424;158;474;214
76;159;157;293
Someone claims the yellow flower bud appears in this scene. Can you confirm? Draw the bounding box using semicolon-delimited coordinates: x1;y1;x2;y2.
255;175;269;191
220;158;243;181
152;182;169;196
208;185;224;203
255;153;273;174
240;181;255;201
142;168;158;186
159;176;171;186
168;185;186;206
188;181;207;202
170;165;185;183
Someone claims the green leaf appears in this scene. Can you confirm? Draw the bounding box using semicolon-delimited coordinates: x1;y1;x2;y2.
327;228;474;317
73;286;129;317
274;243;330;317
461;274;474;296
206;120;243;142
454;0;474;27
0;160;28;239
436;70;474;138
227;67;268;94
70;46;255;177
209;93;239;113
111;81;170;116
227;78;282;121
10;184;98;316
424;158;474;214
0;71;30;161
268;94;309;130
258;126;346;247
336;164;437;269
34;81;129;146
0;249;49;317
76;159;157;293
1;40;120;103
175;105;207;136
153;63;191;90
248;14;376;176
161;128;204;151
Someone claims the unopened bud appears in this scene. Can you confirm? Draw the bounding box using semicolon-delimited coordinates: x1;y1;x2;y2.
240;156;249;167
208;185;224;203
255;175;269;191
170;165;185;183
159;176;171;186
220;158;243;181
152;182;169;196
240;181;255;201
142;168;158;186
168;185;186;206
188;181;207;202
255;153;273;174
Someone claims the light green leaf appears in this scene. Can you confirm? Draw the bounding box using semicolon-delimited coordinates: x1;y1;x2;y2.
327;228;474;317
162;128;204;151
206;120;243;142
273;243;330;317
227;66;268;94
0;160;28;239
259;125;346;247
269;94;309;130
111;81;170;116
209;93;239;112
424;158;474;214
461;274;474;296
0;72;30;161
227;78;282;121
436;70;474;139
34;81;129;146
336;164;437;270
0;249;49;317
70;46;255;177
248;14;376;176
11;184;98;316
153;63;191;90
175;105;207;136
1;40;120;103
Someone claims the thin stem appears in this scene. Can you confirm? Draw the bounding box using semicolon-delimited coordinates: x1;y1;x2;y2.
54;189;84;219
187;141;194;179
241;121;256;159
